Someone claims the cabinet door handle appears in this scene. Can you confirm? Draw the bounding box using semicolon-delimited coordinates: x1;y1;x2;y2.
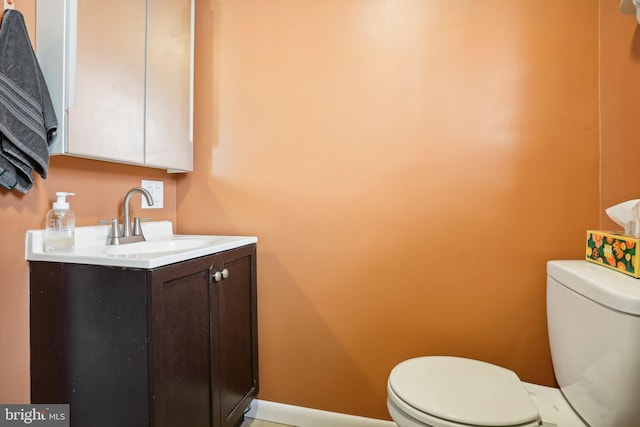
211;268;229;283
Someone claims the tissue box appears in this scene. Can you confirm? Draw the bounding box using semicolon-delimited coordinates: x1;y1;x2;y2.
586;230;640;278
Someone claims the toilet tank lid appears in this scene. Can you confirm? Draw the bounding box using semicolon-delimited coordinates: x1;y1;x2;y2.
547;260;640;315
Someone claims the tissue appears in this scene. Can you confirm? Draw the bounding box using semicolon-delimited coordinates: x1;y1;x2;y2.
620;0;640;24
586;200;640;278
605;199;640;237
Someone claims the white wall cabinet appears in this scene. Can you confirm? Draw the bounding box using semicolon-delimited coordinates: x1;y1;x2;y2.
36;0;194;172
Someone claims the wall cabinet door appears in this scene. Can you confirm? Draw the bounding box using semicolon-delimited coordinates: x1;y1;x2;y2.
35;0;193;172
69;0;146;164
145;0;194;171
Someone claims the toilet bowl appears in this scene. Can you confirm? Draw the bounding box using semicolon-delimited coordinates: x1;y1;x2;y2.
388;356;541;427
387;356;585;427
387;260;640;427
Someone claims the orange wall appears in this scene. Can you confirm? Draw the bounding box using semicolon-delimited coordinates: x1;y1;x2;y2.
600;1;640;227
0;0;177;403
177;0;599;420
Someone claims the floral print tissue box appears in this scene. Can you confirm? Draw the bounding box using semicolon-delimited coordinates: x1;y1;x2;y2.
586;230;640;278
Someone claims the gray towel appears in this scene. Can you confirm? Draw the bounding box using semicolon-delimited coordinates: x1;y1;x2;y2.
0;154;16;189
0;9;57;193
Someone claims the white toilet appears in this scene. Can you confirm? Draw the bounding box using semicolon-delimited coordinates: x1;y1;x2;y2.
387;260;640;427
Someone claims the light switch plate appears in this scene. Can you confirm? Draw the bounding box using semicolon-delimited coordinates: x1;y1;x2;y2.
141;180;164;209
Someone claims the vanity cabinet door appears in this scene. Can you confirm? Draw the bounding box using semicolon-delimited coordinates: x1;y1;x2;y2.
211;244;259;427
148;256;213;427
148;244;258;427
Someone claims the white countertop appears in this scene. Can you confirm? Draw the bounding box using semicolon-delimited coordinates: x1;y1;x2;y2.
25;221;257;269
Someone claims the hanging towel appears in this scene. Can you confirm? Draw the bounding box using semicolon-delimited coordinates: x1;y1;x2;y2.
0;154;16;189
0;9;57;193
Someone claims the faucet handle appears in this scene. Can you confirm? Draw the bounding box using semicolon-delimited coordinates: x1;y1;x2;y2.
99;218;121;245
132;217;151;237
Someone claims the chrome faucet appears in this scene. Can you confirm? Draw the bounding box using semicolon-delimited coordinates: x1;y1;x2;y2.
122;187;154;237
99;187;155;245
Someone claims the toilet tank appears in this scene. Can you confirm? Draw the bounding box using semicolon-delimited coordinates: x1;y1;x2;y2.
547;260;640;427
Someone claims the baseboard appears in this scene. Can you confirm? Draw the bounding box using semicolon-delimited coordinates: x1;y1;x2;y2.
245;399;396;427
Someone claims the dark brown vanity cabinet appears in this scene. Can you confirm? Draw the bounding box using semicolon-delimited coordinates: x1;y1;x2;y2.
30;244;258;427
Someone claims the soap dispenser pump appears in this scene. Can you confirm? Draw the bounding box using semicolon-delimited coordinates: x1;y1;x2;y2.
44;192;76;253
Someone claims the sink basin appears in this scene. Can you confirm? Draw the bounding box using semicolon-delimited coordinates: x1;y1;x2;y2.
104;237;223;256
25;221;257;268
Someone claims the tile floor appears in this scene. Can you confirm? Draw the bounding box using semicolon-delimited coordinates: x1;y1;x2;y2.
241;418;295;427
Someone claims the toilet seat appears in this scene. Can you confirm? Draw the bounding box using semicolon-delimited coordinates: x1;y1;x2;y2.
388;356;540;427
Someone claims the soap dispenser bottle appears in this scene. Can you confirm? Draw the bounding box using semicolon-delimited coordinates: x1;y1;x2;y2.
44;192;76;253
